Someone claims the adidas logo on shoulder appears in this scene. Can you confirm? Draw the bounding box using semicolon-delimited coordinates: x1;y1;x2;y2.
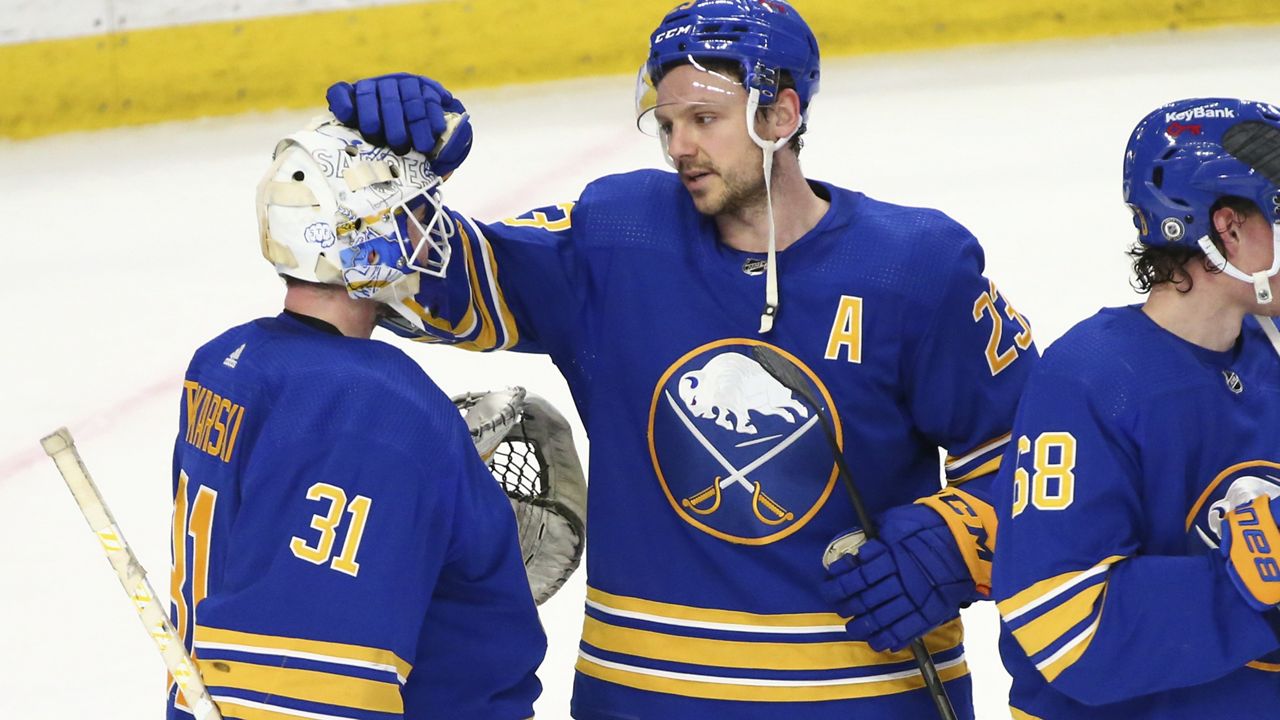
223;343;245;369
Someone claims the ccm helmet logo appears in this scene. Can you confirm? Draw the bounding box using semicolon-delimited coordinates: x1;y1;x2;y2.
654;25;694;43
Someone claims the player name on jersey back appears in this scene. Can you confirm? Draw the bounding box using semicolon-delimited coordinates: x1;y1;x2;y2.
182;379;245;463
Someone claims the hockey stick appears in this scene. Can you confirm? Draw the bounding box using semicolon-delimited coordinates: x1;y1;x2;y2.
749;347;959;720
40;428;222;720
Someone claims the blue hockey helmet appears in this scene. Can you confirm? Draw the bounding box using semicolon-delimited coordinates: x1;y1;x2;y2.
1123;98;1280;248
642;0;820;115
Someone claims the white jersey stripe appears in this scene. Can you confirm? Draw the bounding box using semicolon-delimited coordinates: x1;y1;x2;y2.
1002;562;1111;623
585;597;847;635
194;640;406;684
578;650;966;687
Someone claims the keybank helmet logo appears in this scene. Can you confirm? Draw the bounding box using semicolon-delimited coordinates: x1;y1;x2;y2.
1165;104;1237;124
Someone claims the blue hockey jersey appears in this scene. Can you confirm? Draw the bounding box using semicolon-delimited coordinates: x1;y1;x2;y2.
168;312;544;720
993;306;1280;719
387;170;1037;719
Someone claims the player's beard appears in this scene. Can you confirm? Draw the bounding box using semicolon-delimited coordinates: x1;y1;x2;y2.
684;158;767;217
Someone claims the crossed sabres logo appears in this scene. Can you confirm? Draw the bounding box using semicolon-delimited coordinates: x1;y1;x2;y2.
648;340;841;545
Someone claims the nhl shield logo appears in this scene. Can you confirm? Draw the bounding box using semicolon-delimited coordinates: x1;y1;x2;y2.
1223;370;1244;394
648;339;841;545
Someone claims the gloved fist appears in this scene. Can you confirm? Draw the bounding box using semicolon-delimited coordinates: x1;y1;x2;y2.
820;503;977;652
1220;493;1280;611
326;73;473;175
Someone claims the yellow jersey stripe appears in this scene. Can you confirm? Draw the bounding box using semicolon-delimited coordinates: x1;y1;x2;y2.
1010;707;1045;720
997;555;1124;621
201;660;401;714
587;587;846;631
194;625;410;680
1247;660;1280;672
583;616;963;671
1011;581;1105;656
403;294;479;340
1036;585;1108;682
453;222;500;351
464;216;521;350
576;650;969;702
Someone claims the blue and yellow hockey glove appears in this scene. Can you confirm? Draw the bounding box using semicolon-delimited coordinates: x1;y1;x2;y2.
821;496;985;652
1221;494;1280;611
327;73;473;175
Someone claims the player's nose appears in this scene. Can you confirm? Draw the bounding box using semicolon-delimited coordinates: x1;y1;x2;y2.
666;122;698;161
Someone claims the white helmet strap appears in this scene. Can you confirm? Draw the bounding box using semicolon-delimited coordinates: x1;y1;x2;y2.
745;87;799;334
1257;313;1280;357
1197;224;1280;304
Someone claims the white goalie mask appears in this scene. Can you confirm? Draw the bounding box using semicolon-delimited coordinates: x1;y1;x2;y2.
256;115;455;330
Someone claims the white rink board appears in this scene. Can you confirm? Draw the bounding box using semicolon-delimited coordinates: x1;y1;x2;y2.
1;27;1277;719
0;0;427;43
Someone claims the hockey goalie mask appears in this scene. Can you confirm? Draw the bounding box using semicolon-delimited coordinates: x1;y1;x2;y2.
257;115;454;322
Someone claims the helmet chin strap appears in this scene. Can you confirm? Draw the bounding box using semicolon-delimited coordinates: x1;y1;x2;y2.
1197;223;1280;304
1257;312;1280;358
745;88;798;334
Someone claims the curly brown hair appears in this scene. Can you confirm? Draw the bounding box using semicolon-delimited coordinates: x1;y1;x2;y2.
1128;197;1260;294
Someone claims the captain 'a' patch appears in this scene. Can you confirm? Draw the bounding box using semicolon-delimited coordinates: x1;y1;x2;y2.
648;339;841;545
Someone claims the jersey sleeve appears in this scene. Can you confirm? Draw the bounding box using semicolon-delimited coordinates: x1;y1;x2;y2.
992;369;1280;706
187;431;542;720
904;232;1036;489
903;230;1037;594
392;202;583;357
405;438;547;717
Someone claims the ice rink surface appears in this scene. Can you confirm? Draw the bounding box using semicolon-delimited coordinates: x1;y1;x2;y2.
2;26;1278;718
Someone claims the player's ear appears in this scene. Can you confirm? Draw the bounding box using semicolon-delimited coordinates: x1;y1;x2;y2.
1211;205;1246;258
758;89;802;143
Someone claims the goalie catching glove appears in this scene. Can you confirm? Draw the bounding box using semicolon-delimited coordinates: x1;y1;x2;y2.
454;388;586;605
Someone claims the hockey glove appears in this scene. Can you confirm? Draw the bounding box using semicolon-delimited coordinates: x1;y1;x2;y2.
821;502;977;652
326;73;473;175
1221;493;1280;611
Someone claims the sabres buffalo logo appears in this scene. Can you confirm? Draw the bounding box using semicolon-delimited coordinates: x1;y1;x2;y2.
648;339;841;545
1188;461;1280;551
